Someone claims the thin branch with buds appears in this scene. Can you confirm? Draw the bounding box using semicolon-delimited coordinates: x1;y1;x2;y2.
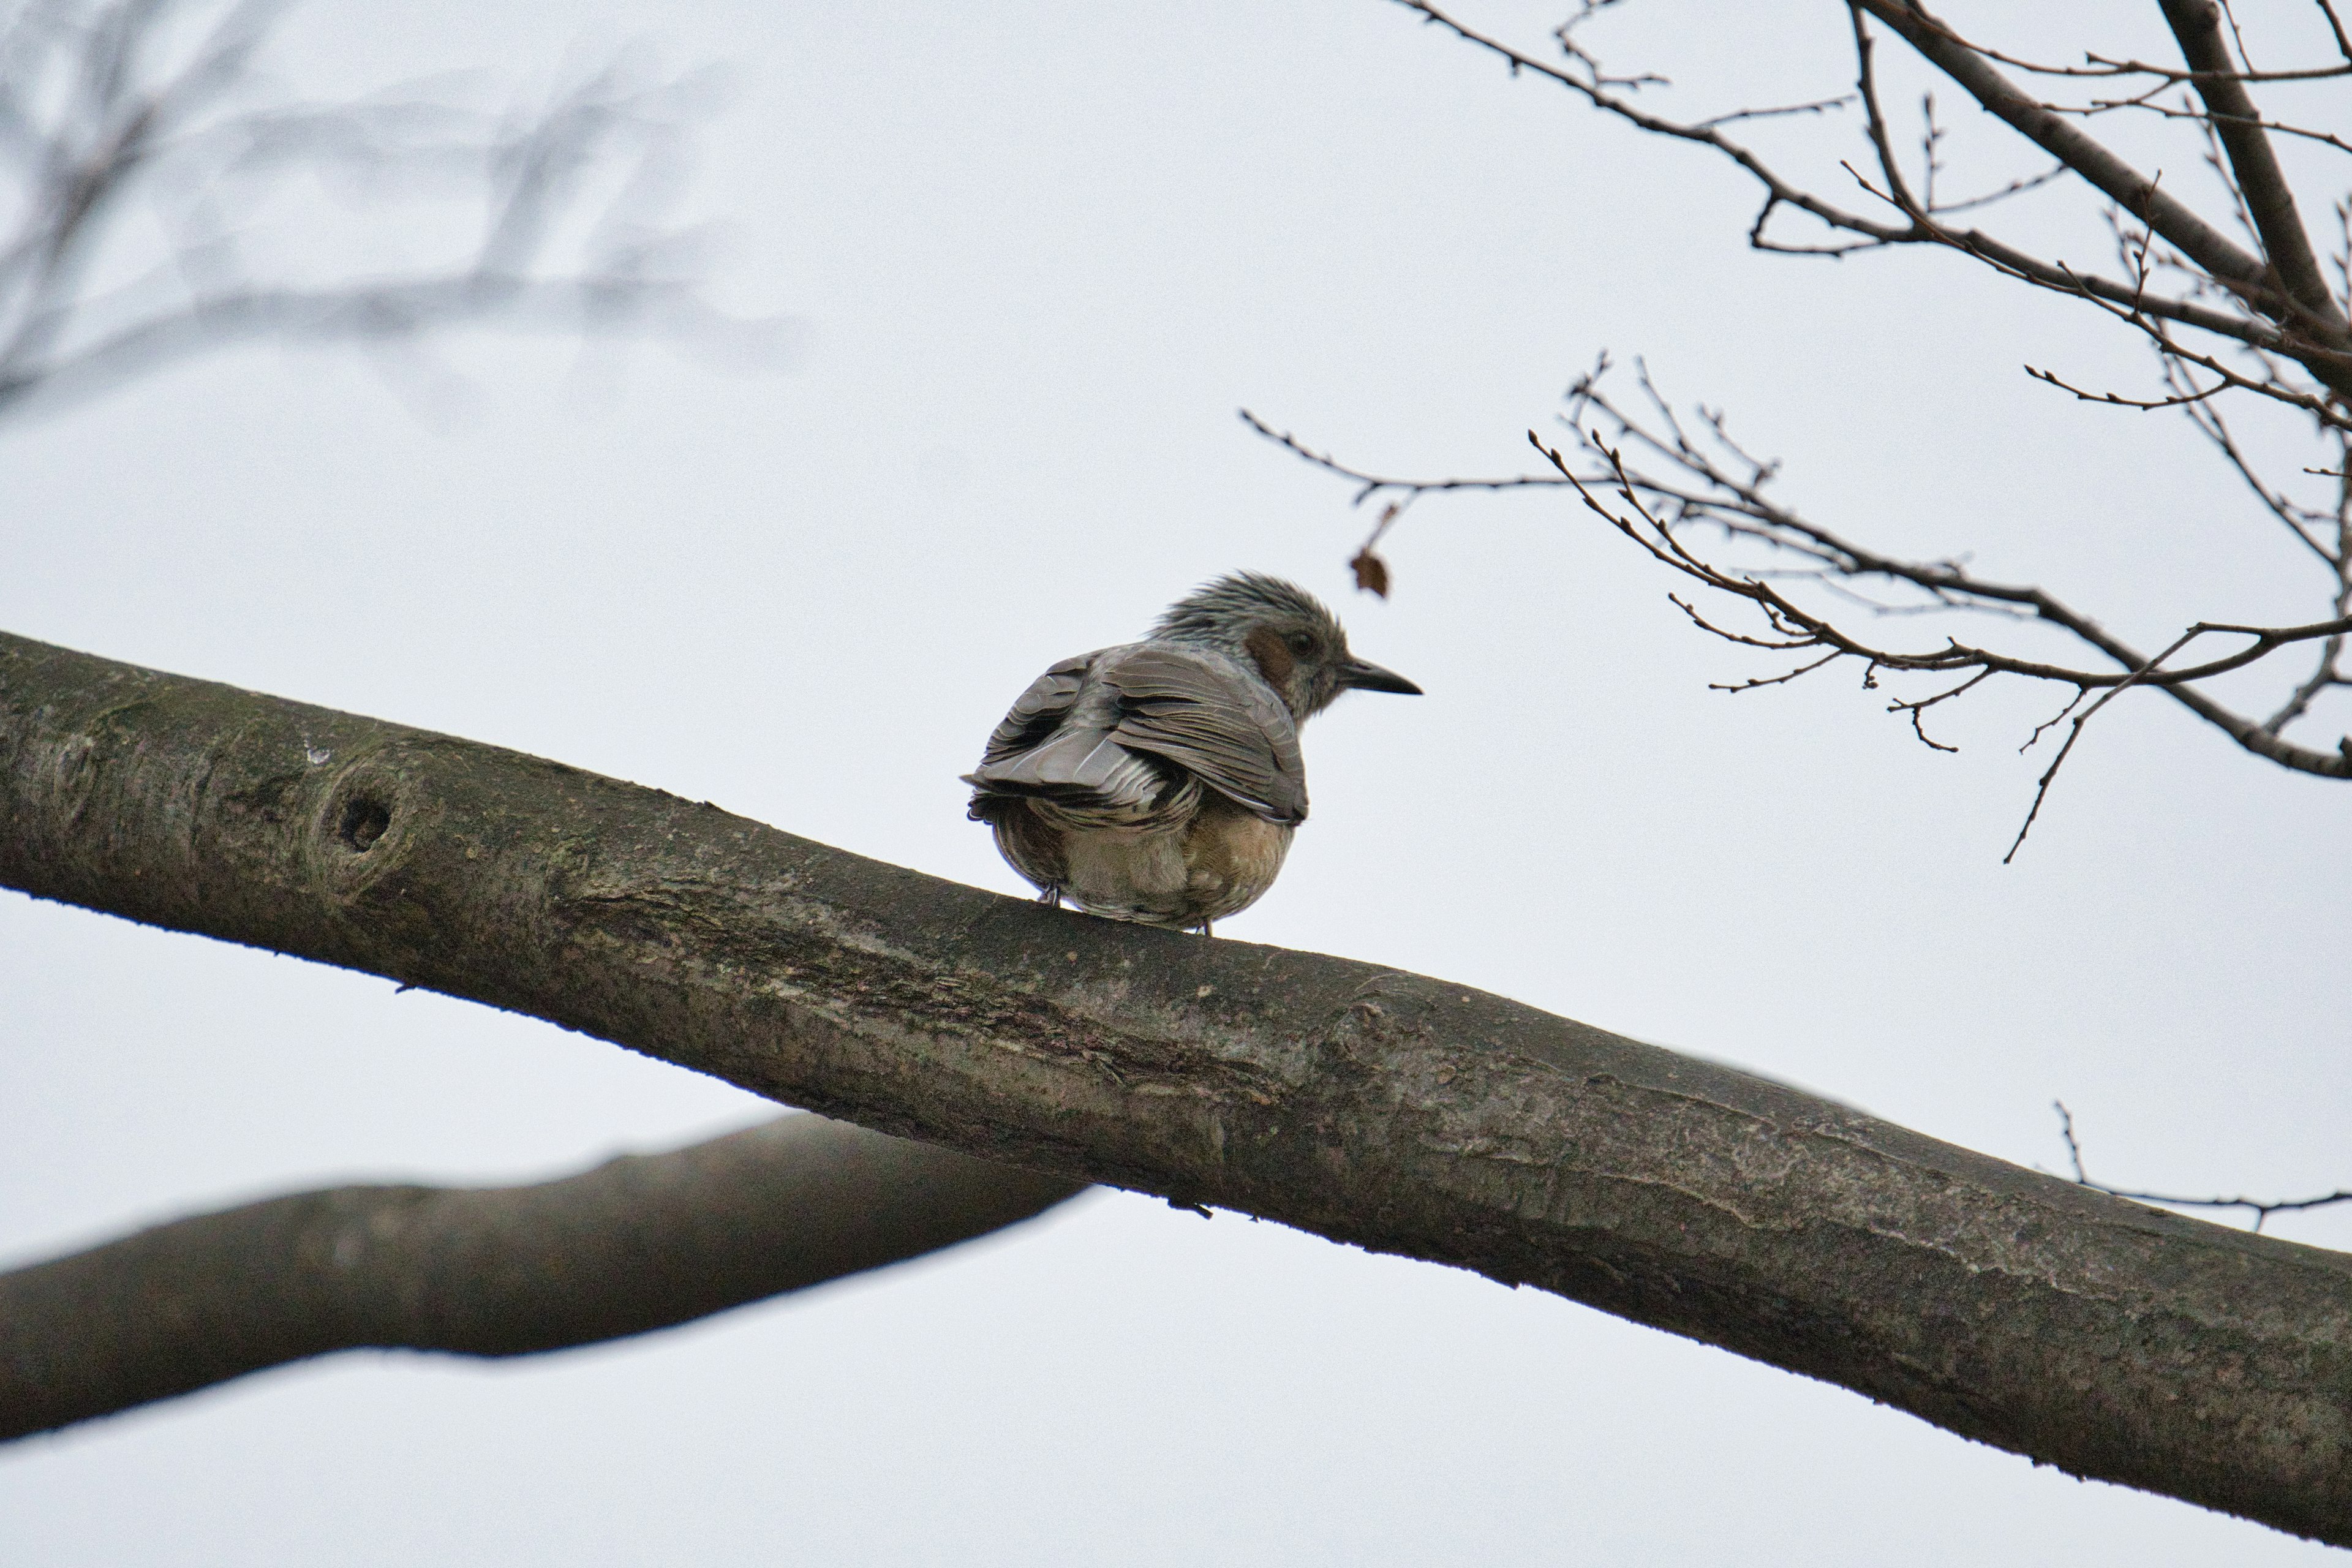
1245;354;2352;853
1392;0;2352;384
1262;0;2352;845
2052;1102;2352;1234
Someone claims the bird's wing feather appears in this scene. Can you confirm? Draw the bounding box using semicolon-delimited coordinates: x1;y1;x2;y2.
976;654;1090;768
1102;645;1306;824
965;650;1169;823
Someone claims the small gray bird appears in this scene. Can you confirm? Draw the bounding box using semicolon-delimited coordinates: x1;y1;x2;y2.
964;572;1420;932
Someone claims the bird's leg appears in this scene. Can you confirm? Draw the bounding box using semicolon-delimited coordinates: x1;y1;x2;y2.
1199;919;1214;938
1036;885;1063;910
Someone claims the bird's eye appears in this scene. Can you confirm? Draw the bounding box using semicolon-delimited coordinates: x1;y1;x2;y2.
1284;631;1316;657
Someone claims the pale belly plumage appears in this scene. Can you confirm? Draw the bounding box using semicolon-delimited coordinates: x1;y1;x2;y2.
989;792;1294;931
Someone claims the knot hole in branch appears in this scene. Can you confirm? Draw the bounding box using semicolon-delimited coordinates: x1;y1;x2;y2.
311;762;413;896
337;795;392;853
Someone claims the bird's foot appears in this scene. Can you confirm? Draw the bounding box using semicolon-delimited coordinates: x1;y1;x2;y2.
1036;886;1064;910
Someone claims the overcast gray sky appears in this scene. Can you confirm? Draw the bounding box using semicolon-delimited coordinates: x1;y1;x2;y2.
3;1;2346;1561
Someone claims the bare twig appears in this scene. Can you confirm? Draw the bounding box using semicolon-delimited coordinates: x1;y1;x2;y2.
2054;1102;2352;1233
2024;361;2228;410
1253;371;2352;854
2002;628;2197;862
1388;0;2340;361
2157;0;2346;331
1286;2;2352;819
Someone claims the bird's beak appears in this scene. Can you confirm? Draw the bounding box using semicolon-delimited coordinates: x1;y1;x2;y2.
1341;657;1422;696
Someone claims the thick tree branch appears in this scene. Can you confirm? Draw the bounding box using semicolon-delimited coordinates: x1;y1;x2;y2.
2;630;2350;1543
1851;0;2352;401
1391;1;2315;356
1850;3;2255;300
2155;0;2346;332
0;1114;1083;1440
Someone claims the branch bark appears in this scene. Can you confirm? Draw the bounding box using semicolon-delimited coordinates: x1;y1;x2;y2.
1852;0;2352;397
2155;0;2347;334
0;1113;1083;1441
1852;1;2265;289
2;629;2349;1544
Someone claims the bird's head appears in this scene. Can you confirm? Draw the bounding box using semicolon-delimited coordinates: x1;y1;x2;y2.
1152;571;1422;720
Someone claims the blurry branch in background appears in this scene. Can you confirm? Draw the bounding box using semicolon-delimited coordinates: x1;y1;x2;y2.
0;1114;1084;1441
1260;0;2351;840
2052;1101;2352;1234
0;0;764;420
0;0;1056;1445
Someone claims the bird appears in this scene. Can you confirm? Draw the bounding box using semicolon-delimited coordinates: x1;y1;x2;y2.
963;571;1420;933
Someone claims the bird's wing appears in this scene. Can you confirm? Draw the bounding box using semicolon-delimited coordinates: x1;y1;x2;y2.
964;649;1170;822
976;654;1091;769
1102;645;1306;825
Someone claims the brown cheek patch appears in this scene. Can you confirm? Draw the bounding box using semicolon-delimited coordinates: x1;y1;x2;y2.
1243;627;1295;687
